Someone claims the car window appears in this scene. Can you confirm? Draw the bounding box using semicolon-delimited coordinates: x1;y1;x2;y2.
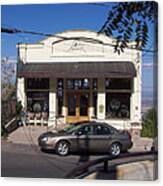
93;125;111;135
77;125;92;135
66;125;81;134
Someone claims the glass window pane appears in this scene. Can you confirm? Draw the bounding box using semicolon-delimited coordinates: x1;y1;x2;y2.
82;78;89;89
67;80;74;89
105;78;131;89
106;93;130;119
80;94;88;116
27;78;49;89
68;95;76;116
94;125;111;135
27;91;49;112
92;79;97;90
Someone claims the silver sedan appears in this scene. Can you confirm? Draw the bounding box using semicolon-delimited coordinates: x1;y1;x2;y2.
38;122;133;156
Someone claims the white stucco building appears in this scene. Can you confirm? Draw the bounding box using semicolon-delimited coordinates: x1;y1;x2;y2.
17;30;142;135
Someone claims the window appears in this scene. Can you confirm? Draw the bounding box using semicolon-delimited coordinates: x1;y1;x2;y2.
92;79;97;90
94;125;111;135
77;125;92;135
105;78;131;119
93;92;97;117
106;93;130;119
57;79;64;116
26;78;49;113
105;78;131;90
26;78;49;89
66;79;90;90
27;92;49;112
92;79;97;117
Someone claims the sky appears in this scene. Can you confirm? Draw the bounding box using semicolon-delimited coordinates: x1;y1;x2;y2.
1;2;157;111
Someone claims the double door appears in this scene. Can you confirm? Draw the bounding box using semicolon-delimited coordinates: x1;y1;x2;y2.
66;92;89;123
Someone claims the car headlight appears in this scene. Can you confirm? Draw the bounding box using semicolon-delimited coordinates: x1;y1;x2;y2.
41;137;48;142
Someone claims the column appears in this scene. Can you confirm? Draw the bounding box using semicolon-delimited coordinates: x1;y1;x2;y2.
97;78;106;120
48;78;57;127
62;78;67;118
17;77;26;108
89;79;94;118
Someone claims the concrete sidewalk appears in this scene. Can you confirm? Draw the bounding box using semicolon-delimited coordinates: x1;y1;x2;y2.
7;125;153;152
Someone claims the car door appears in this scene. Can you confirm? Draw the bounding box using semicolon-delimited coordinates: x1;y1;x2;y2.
91;124;113;153
75;125;93;153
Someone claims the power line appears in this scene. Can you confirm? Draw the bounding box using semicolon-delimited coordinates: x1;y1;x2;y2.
1;27;157;53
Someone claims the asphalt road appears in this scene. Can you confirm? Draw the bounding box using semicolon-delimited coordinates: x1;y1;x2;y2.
1;141;106;178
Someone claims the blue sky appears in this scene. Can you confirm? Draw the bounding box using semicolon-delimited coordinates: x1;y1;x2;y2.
1;2;156;110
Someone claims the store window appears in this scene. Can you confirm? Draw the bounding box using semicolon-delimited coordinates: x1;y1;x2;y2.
26;78;49;89
106;93;130;119
105;78;131;119
105;78;131;90
66;79;90;90
26;78;49;114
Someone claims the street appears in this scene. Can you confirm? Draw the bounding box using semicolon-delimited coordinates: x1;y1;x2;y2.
1;141;105;178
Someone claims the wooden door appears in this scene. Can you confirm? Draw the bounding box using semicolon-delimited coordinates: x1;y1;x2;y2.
66;92;89;123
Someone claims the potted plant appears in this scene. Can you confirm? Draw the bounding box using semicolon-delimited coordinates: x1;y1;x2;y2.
33;102;42;119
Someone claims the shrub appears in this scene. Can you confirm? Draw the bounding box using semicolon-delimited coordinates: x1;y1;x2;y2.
141;108;157;138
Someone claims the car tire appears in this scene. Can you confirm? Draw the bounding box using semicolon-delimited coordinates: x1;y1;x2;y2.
109;143;121;156
56;141;69;156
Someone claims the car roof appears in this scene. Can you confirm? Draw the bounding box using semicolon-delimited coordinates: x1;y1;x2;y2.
78;121;113;128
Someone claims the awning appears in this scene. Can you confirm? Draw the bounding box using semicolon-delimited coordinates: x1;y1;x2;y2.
17;62;136;78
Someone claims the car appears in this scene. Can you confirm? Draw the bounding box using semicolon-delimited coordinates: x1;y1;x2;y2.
38;122;133;156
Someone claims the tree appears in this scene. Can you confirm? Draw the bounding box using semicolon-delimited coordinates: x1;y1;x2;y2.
100;1;158;54
1;57;16;101
141;108;157;138
1;57;16;136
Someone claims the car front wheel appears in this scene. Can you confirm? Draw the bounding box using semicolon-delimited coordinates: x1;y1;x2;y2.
109;143;121;156
56;141;69;156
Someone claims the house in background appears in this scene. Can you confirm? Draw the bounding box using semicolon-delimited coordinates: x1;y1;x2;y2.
17;30;142;136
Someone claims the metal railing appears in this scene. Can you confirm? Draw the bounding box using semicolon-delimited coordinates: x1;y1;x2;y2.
65;151;157;179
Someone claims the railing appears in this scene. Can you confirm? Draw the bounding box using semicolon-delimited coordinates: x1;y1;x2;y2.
2;99;17;133
65;151;157;179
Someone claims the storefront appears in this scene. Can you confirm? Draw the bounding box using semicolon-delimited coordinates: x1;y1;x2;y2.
17;30;142;134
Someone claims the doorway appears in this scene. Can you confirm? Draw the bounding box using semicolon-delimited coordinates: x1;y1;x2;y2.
66;92;89;123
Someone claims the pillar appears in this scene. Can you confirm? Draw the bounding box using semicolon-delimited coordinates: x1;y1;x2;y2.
97;78;106;120
48;78;57;127
62;78;67;118
89;79;94;118
17;77;26;108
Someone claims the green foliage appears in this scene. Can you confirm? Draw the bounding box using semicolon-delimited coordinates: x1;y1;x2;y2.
141;108;157;138
100;1;158;54
16;101;23;115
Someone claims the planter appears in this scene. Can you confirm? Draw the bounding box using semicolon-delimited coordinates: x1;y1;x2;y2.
27;112;35;120
35;112;42;119
42;112;48;120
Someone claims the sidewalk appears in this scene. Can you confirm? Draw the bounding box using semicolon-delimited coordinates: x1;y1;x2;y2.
7;124;67;145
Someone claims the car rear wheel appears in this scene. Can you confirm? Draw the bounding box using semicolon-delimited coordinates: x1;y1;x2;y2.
109;143;121;156
56;141;69;156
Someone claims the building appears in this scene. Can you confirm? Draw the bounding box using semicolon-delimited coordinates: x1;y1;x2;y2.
17;30;142;135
